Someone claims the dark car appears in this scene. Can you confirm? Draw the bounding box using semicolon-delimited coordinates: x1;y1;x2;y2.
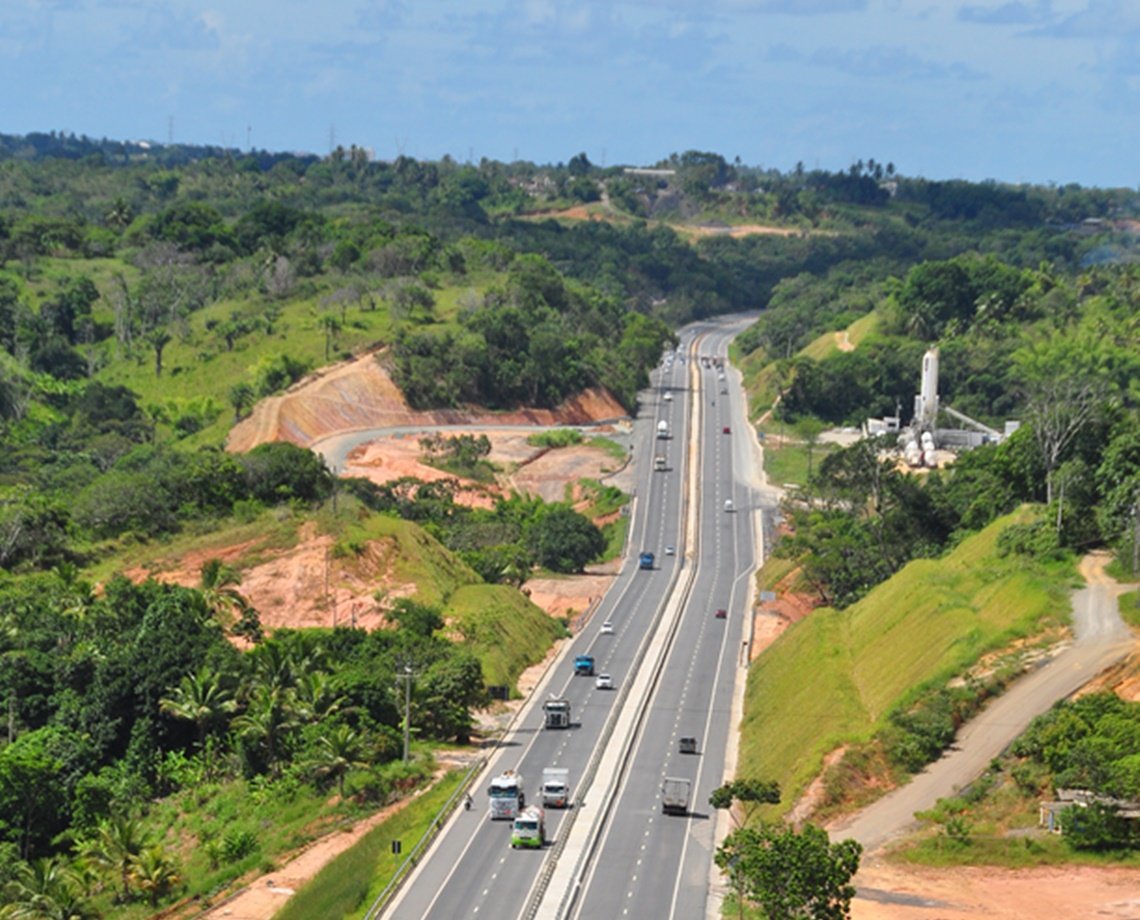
722;426;731;434
715;608;727;619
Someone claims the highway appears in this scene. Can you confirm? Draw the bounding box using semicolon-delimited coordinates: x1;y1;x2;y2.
382;315;764;920
562;320;762;920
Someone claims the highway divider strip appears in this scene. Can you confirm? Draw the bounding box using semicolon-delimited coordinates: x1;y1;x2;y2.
529;335;706;920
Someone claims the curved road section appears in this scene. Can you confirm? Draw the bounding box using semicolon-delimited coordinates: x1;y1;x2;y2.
830;551;1134;854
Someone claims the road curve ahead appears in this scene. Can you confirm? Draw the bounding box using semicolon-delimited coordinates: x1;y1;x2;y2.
830;551;1135;854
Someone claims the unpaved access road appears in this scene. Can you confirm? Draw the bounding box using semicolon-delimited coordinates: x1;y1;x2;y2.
829;551;1135;854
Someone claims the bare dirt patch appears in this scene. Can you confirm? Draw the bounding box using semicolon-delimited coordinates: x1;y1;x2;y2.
226;350;626;453
852;859;1140;920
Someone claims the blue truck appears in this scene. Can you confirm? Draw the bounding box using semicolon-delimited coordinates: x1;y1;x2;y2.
574;654;595;676
638;552;655;570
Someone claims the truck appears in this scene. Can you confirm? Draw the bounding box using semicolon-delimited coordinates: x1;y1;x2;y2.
661;777;691;815
656;419;669;439
654;455;667;472
510;805;545;849
639;551;655;570
574;654;595;676
488;769;525;820
541;767;571;808
542;697;571;729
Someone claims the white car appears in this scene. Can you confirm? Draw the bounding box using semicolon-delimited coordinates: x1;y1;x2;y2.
665;545;675;556
724;499;734;512
595;673;614;690
663;391;673;401
601;621;614;634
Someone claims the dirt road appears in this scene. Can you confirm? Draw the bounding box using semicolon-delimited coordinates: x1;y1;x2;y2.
829;552;1134;853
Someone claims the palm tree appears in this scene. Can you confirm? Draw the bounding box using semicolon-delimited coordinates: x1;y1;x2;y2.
1;859;98;919
232;685;298;777
159;666;237;754
76;815;147;903
128;845;180;908
291;670;347;724
198;559;253;630
306;725;368;798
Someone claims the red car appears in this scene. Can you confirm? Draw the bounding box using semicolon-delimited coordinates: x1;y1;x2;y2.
715;608;727;619
722;426;731;434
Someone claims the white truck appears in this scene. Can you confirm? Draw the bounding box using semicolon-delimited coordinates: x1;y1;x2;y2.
510;805;545;849
661;777;691;815
542;697;571;729
656;419;669;439
541;767;571;808
488;769;525;820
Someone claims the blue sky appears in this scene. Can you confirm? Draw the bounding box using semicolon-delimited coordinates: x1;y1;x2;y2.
2;0;1136;188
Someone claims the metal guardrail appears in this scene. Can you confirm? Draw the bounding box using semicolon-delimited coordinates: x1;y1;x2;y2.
361;756;486;920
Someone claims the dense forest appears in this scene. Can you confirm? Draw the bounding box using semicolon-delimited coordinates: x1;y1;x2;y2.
0;133;1138;913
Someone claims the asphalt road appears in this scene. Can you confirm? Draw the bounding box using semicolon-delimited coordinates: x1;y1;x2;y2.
382;336;695;919
564;320;764;920
830;555;1134;853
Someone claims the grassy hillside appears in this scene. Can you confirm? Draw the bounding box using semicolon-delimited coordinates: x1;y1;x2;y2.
445;584;567;690
738;507;1074;817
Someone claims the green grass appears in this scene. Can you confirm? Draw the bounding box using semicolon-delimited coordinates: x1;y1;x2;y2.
762;440;836;487
798;330;842;362
1119;589;1140;629
755;554;796;594
737;508;1073;820
276;770;466;920
96;772;385;919
844;310;880;347
586;435;629;462
445;584;567;690
527;428;585;448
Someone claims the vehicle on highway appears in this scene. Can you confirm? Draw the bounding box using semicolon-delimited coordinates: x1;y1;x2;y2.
722;425;731;434
542;697;571;729
541;768;571;808
657;419;669;439
679;736;698;754
595;673;614;690
654;455;667;471
715;608;727;619
639;551;655;570
488;770;525;820
661;777;692;815
600;620;614;634
574;654;595;676
724;499;734;512
665;544;675;555
664;391;673;401
510;805;545;849
720;386;727;394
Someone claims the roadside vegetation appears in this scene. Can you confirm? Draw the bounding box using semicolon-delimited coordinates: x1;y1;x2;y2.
1;133;1139;912
898;692;1140;866
741;509;1074;822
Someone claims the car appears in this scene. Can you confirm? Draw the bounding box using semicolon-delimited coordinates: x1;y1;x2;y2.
679;736;698;754
663;391;673;401
595;673;614;690
715;608;727;619
722;425;731;434
720;387;727;394
664;545;675;556
601;620;614;635
724;499;734;512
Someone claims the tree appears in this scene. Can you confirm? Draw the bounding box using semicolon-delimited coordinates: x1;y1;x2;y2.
1023;375;1105;504
1;856;97;920
197;559;258;638
159;666;236;756
128;844;180;907
709;778;781;828
78;815;147;903
715;822;862;920
305;725;367;798
527;505;605;573
229;382;254;420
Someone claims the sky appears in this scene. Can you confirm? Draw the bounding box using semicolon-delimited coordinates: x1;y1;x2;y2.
1;0;1137;188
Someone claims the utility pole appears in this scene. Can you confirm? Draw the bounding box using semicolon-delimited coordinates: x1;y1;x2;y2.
397;664;415;762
